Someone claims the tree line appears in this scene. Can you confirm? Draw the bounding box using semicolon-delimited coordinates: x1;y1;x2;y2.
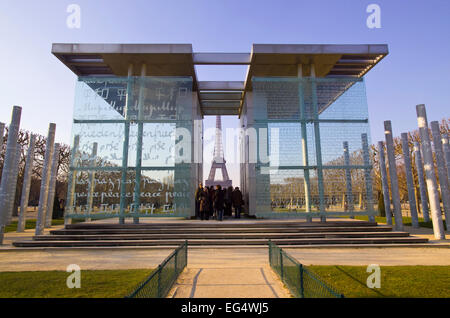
0;128;70;216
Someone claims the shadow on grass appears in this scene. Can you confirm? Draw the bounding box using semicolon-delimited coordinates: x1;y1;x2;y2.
334;266;386;297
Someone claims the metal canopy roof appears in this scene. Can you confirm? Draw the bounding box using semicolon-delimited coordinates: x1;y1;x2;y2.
52;43;388;117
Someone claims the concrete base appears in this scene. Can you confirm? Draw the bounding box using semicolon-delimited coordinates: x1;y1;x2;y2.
12;218;430;247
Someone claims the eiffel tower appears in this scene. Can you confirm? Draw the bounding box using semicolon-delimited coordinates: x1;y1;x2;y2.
205;116;232;188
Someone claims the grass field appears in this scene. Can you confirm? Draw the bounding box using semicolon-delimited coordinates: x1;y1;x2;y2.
4;218;85;233
0;269;154;298
307;265;450;298
0;266;449;298
353;215;447;229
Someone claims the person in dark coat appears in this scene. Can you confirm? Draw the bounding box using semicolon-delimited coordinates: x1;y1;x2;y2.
199;189;209;221
194;183;203;219
208;186;215;219
213;185;225;221
232;187;244;219
225;186;233;217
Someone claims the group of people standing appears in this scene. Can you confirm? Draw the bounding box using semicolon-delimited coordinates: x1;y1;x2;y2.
195;184;244;221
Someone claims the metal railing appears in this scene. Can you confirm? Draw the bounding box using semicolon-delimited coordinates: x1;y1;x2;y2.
126;240;188;298
268;240;344;298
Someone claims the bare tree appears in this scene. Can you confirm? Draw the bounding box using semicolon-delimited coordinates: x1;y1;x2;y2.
0;127;70;216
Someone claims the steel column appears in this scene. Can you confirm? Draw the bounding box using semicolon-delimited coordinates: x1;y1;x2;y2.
133;63;147;224
45;143;60;227
413;141;430;222
311;66;326;222
377;142;392;225
416;105;445;239
0;106;22;244
86;142;98;222
17;134;36;232
384;121;403;231
343;141;354;217
430;121;450;231
400;133;419;228
5;145;21;224
297;65;311;220
361;134;375;222
35;123;56;235
64;135;79;225
442;133;450;184
119;64;133;224
0;122;5;151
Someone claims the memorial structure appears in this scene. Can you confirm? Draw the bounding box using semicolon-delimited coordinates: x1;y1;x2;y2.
52;43;388;222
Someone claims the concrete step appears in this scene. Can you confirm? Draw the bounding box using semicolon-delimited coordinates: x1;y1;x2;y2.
13;236;428;247
50;226;393;235
35;231;410;241
65;220;378;229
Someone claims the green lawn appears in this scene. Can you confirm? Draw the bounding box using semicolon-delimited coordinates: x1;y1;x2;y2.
307;265;450;298
352;215;446;229
4;218;84;233
0;269;154;298
1;266;449;298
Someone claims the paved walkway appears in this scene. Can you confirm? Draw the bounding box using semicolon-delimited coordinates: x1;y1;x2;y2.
1;246;449;272
168;266;291;298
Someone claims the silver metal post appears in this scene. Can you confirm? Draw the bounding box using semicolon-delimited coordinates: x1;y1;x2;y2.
35;123;56;235
442;133;450;184
64;135;80;225
413;141;430;222
362;134;375;222
430;121;450;231
45;143;60;228
416;105;445;239
384;121;403;231
401;133;419;228
86;142;98;222
5;145;21;224
119;63;133;224
17;134;36;232
311;65;326;222
133;63;147;224
343;142;354;218
0;122;5;151
297;64;311;221
377;142;392;225
0;106;22;244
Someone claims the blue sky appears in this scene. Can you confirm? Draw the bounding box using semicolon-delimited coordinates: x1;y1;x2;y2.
0;0;449;185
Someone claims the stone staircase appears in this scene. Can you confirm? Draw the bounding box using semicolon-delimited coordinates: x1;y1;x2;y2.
12;219;428;247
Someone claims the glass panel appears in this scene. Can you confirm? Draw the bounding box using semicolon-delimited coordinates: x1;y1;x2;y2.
322;168;369;212
318;80;369;120
127;77;192;121
319;122;370;166
67;170;134;216
142;123;176;167
252;77;374;217
67;76;194;218
268;123;302;167
71;123;124;167
138;170;189;216
73;78;128;120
